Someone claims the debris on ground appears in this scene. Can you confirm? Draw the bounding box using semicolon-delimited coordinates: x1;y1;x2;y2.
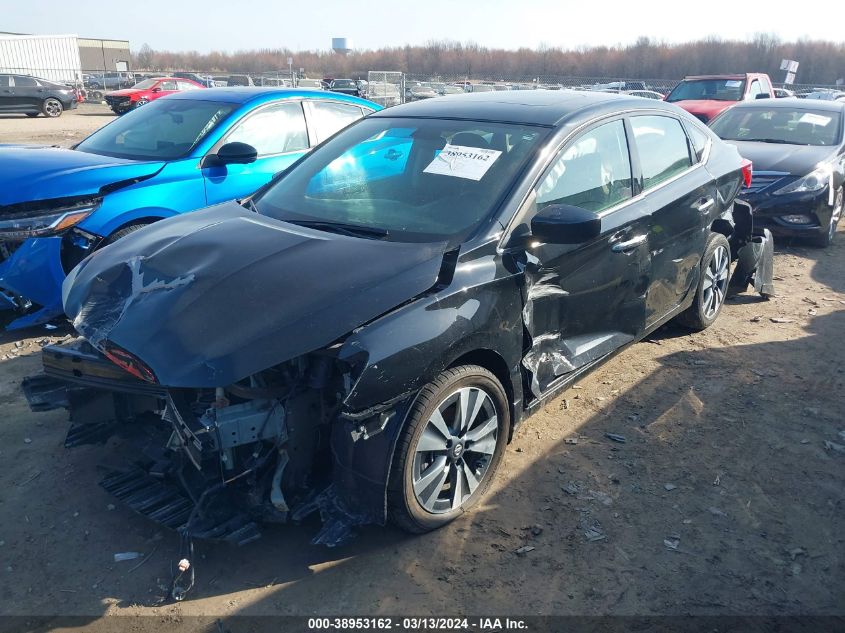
564;437;578;445
605;433;626;443
580;517;606;542
708;507;728;517
823;440;844;454
788;548;807;561
770;317;794;323
562;481;581;496
664;535;680;550
664;483;677;491
114;552;143;562
514;545;535;556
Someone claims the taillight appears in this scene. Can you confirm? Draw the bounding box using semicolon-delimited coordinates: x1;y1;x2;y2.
103;343;158;383
741;159;753;188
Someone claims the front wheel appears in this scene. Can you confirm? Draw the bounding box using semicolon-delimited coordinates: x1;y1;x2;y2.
42;98;63;117
388;365;509;533
813;186;843;248
675;232;731;331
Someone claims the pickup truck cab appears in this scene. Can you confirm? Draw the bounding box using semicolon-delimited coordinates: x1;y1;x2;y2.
666;73;774;123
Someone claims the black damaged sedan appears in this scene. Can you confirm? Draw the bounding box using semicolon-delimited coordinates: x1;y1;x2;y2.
26;91;773;555
710;98;845;247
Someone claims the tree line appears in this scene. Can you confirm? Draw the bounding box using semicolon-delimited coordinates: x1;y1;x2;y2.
134;35;845;85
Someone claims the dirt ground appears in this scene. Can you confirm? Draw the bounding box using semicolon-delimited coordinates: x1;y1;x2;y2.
0;106;842;631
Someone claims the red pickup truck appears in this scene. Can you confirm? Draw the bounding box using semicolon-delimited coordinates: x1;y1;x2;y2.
665;73;774;123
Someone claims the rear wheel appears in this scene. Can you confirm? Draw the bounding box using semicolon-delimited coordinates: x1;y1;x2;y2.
813;186;843;248
42;98;63;118
676;232;731;331
388;365;509;533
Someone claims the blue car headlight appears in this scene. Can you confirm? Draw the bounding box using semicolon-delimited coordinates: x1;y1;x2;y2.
0;201;99;239
773;164;834;197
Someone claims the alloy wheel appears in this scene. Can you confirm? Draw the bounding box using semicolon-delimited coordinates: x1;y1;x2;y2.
702;244;729;319
44;98;62;117
412;386;498;514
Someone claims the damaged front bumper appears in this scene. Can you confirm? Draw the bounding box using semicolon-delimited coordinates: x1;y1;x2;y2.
24;338;414;549
0;237;67;329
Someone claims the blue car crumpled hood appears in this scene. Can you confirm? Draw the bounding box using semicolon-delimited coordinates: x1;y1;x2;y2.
0;145;165;207
63;201;447;388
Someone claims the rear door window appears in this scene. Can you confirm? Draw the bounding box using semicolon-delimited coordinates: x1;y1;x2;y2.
13;76;38;87
307;101;366;144
630;116;693;189
225;101;309;156
0;76;10;87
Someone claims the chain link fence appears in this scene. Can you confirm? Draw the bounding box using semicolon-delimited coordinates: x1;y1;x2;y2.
2;65;842;105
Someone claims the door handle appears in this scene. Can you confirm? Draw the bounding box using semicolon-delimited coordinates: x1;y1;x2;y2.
696;197;715;213
611;234;647;253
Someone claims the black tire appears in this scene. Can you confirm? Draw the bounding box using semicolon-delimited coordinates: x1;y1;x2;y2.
812;186;843;248
42;98;63;118
387;365;509;533
675;232;732;331
25;112;39;118
101;223;148;247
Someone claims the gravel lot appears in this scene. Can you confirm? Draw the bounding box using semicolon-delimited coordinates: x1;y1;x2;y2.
0;106;842;632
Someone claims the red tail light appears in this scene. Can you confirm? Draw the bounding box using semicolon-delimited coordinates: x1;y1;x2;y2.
103;344;158;383
741;159;753;188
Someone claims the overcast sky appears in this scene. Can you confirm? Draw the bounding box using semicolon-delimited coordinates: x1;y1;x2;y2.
4;0;842;52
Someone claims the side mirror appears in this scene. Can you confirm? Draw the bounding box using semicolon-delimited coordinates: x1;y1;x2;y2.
209;142;258;166
151;87;162;93
530;204;601;245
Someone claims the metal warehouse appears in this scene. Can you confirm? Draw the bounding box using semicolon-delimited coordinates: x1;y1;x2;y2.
0;32;131;82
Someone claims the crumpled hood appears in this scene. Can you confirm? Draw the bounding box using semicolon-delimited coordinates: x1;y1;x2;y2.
673;100;736;121
63;201;447;388
0;145;164;207
725;140;834;175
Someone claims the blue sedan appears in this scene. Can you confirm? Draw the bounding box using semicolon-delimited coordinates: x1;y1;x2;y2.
0;88;379;329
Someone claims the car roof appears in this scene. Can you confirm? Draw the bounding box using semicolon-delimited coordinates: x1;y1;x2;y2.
727;97;845;112
683;74;750;80
370;89;679;127
164;86;379;107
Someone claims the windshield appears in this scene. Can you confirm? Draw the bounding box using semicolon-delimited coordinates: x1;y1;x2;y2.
254;117;549;244
667;79;745;102
333;80;355;88
711;107;843;146
76;99;236;160
132;79;158;90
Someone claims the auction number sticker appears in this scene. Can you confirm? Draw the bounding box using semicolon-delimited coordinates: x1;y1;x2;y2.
423;144;502;181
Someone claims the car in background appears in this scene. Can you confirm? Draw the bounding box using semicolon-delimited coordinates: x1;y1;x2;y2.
227;75;254;87
804;90;845;102
625;89;665;100
431;82;464;96
104;77;206;114
710;98;845;247
0;88;379;329
0;73;78;117
297;78;324;89
356;79;368;94
85;72;135;90
25;90;771;553
666;73;774;123
173;72;215;88
329;78;361;97
773;87;795;99
405;81;438;100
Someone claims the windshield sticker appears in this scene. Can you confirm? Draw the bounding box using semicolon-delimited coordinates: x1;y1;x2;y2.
725;80;742;87
423;144;503;181
799;113;832;126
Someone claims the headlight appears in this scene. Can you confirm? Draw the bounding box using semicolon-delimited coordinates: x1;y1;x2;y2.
774;164;833;196
0;202;98;239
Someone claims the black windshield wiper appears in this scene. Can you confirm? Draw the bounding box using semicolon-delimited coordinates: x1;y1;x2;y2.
748;138;801;145
287;219;390;239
